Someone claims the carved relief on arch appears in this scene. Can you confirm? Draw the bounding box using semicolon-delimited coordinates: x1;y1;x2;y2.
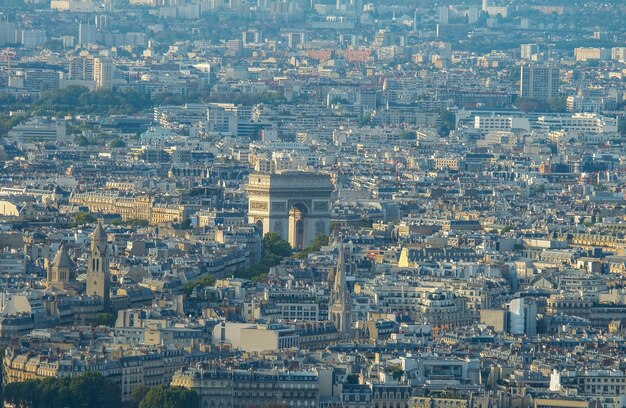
271;201;286;212
273;221;283;236
313;201;328;212
250;201;268;211
315;220;326;235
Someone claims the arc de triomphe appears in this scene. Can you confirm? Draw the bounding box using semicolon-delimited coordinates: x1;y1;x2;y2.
247;171;333;249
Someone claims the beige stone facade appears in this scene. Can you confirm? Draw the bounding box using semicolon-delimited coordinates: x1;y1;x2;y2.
246;171;332;249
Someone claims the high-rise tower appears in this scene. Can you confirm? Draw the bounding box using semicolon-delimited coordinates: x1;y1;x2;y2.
86;223;110;309
520;63;560;101
328;242;351;338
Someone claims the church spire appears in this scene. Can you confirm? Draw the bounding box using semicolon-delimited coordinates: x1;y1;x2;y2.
47;244;76;289
91;223;107;251
331;241;347;305
86;223;110;309
329;240;351;338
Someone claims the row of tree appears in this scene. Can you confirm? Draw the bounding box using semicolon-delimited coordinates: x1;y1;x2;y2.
293;234;329;259
132;384;199;408
4;372;120;408
191;232;332;283
3;373;199;408
232;232;292;281
0;86;289;121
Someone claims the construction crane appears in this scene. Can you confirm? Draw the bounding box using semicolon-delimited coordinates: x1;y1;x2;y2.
5;47;15;79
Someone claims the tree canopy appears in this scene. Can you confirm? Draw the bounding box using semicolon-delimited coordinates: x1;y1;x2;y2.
293;235;329;259
33;86;152;116
262;232;292;258
183;274;216;297
138;385;199;408
232;233;292;281
73;212;96;226
3;372;121;408
91;313;116;327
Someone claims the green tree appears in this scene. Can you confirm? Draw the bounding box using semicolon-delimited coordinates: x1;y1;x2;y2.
262;232;292;258
439;110;456;136
130;384;150;408
391;367;404;381
128;218;150;227
109;138;126;148
74;212;96;226
345;374;359;384
4;380;40;407
548;97;567;113
70;372;121;408
139;385;199;408
4;372;120;408
293;235;329;259
230;234;293;281
75;134;90;146
183;275;216;297
251;273;268;283
516;98;551;113
91;313;116;327
357;217;373;228
618;114;626;136
31;86;152;116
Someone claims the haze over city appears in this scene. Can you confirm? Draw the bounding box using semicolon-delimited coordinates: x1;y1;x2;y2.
0;0;625;407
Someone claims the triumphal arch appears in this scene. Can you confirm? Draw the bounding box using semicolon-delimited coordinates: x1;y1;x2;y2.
247;171;333;249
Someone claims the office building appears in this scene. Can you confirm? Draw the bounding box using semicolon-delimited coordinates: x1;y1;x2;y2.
0;21;17;45
93;57;114;89
78;22;97;46
520;64;560;101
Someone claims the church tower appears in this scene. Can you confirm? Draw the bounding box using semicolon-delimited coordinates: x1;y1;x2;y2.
328;241;351;338
47;244;76;291
86;223;110;309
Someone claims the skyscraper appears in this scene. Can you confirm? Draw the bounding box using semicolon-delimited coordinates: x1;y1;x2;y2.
0;21;17;46
520;63;560;101
86;223;110;309
20;29;46;49
438;6;449;24
328;242;351;338
93;58;114;89
520;44;539;60
78;22;97;46
68;54;95;81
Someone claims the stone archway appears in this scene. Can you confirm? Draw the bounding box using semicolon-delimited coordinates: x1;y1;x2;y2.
247;172;332;249
289;202;308;250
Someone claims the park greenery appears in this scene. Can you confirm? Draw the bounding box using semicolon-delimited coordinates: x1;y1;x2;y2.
293;235;329;259
186;234;333;292
137;385;199;408
0;85;287;126
91;312;116;327
0;86;152;117
515;97;567;113
183;274;216;297
232;232;292;282
184;234;333;290
72;212;96;226
3;372;121;408
2;373;199;408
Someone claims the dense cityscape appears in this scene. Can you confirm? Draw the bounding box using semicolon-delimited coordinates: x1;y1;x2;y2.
0;0;626;407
